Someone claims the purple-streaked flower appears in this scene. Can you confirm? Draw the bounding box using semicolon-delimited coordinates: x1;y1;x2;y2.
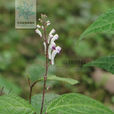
51;46;61;65
48;42;56;60
35;28;42;37
48;30;61;65
56;46;61;53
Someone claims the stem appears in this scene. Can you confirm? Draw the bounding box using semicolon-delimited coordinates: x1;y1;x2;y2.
40;25;48;114
28;79;38;104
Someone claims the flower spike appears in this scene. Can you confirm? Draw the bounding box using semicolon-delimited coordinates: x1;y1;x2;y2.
35;15;61;65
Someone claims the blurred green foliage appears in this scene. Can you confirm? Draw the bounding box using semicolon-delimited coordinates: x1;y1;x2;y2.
0;0;114;109
0;75;21;94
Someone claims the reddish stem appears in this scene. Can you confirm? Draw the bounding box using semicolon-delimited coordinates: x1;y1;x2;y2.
40;24;48;114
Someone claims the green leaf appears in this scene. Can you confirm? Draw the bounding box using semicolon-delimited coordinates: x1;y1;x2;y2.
74;40;97;57
40;75;78;85
31;93;59;114
80;8;114;40
25;64;55;82
0;94;35;114
25;64;78;85
46;93;113;114
0;75;21;95
25;64;45;82
84;55;114;74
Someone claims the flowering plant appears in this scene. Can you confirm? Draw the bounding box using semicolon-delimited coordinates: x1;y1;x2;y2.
35;14;62;114
0;9;113;114
35;14;61;66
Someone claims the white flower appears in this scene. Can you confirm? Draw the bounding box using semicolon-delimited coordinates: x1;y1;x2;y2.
51;34;59;43
51;46;61;65
56;46;61;53
37;25;41;28
35;29;42;37
47;20;51;26
48;34;53;44
48;34;59;44
48;29;56;43
48;42;56;60
49;29;56;36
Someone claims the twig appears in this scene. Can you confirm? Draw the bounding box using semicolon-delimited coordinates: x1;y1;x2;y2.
28;78;38;104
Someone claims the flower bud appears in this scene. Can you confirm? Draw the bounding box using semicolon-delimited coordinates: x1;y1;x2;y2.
47;20;51;26
37;25;41;28
35;29;42;37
